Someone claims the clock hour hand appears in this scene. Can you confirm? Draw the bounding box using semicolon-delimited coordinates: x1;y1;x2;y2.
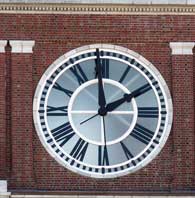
106;93;133;112
96;49;107;114
106;83;151;112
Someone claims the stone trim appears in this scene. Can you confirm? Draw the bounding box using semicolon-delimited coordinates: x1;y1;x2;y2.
1;0;195;5
10;195;195;198
0;180;8;193
170;42;195;55
1;4;195;15
0;40;7;53
0;180;10;198
10;40;35;53
0;194;10;198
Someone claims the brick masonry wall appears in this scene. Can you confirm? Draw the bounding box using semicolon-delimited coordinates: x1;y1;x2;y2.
171;55;195;189
0;14;194;193
10;53;35;189
0;50;6;179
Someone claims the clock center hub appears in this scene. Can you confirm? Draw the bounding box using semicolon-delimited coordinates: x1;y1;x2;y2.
98;107;107;116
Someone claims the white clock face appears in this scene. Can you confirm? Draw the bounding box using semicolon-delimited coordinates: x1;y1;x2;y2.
33;44;173;178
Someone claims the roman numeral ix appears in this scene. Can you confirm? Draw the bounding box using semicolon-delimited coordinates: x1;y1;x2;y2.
47;105;68;116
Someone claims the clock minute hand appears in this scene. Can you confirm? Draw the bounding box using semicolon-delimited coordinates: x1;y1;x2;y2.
96;48;106;109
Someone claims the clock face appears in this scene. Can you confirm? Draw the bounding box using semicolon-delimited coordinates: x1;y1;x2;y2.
33;44;173;178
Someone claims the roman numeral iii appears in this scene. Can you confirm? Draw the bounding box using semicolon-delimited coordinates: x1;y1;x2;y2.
138;107;159;118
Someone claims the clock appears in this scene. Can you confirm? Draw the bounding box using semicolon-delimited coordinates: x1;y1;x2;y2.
33;44;173;178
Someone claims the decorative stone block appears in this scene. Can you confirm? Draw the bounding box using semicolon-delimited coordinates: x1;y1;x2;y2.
10;40;35;53
0;181;7;193
170;42;195;55
0;41;7;53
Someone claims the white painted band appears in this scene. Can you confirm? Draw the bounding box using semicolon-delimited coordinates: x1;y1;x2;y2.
10;195;195;198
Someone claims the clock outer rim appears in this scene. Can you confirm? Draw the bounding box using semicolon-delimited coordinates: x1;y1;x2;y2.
33;43;173;178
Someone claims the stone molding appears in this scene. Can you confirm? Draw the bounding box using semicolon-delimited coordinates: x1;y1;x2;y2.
10;195;195;198
10;40;35;53
1;4;195;15
0;40;7;53
1;0;195;5
170;42;195;55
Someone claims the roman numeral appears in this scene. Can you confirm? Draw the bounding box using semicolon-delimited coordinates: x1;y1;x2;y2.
53;82;73;97
138;107;159;118
132;83;152;98
101;59;109;78
70;64;88;85
51;122;75;147
47;105;68;116
98;145;109;166
119;66;131;83
131;124;154;145
120;142;134;160
70;138;88;162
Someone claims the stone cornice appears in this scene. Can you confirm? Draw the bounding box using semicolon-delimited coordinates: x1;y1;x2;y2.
0;3;195;15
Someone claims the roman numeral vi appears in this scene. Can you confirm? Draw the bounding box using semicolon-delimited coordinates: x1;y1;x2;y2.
98;145;109;166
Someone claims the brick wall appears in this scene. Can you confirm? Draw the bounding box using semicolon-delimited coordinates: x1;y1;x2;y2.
0;14;194;193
